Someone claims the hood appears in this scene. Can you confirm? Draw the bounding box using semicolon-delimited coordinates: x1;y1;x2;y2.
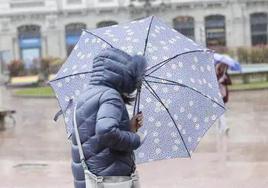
90;48;147;94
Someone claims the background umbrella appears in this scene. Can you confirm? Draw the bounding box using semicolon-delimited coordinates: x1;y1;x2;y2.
49;16;225;163
214;53;241;71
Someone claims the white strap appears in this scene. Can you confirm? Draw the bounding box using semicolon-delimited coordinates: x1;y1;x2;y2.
73;105;86;164
73;105;102;182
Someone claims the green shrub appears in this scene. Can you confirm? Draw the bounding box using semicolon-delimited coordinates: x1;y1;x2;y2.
7;60;25;77
48;57;64;74
237;47;249;64
39;57;63;80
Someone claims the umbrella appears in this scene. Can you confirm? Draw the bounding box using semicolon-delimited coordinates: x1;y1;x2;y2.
214;53;241;71
49;16;225;163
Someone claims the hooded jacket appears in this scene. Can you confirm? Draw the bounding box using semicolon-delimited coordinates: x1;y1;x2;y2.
71;48;147;188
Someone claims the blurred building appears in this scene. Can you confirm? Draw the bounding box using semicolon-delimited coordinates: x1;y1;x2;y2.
0;0;267;71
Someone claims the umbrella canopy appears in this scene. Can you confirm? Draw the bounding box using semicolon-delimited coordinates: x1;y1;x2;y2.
50;16;225;163
214;53;241;71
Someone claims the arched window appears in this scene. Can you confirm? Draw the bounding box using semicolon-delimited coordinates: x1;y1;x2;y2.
96;21;118;28
250;13;268;46
65;23;86;56
17;25;41;69
205;15;226;47
173;16;195;40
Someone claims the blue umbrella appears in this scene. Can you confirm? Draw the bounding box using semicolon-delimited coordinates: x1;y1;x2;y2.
214;53;241;71
50;16;225;163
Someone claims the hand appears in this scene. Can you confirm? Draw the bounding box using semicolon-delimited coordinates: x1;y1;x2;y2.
130;112;144;133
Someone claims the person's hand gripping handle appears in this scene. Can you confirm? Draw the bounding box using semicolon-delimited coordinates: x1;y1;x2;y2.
130;111;147;144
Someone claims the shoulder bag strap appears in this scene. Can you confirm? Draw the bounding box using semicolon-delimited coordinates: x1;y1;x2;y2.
73;104;89;171
73;104;102;183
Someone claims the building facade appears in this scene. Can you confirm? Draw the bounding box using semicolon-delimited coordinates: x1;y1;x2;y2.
0;0;268;71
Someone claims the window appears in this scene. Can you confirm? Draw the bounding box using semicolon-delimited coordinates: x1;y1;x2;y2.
67;0;82;4
65;23;86;56
205;15;226;47
17;25;41;69
10;1;44;8
173;16;195;40
250;13;268;46
96;21;118;28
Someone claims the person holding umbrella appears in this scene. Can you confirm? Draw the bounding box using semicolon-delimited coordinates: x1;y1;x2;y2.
72;48;147;188
50;16;225;188
215;62;232;135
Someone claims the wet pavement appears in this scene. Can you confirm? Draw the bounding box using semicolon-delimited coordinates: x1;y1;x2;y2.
0;86;268;188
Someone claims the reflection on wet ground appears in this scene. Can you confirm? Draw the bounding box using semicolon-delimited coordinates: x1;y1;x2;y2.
0;87;267;188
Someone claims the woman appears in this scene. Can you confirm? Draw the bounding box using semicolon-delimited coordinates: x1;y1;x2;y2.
215;63;232;135
72;48;147;188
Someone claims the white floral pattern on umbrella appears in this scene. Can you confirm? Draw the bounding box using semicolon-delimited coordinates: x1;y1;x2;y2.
49;16;225;163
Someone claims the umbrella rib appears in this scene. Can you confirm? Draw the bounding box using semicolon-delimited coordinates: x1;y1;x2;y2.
143;80;191;158
145;76;186;87
133;90;141;116
83;30;114;48
133;91;139;116
145;80;177;85
143;16;155;56
49;71;93;83
145;50;210;76
146;75;225;109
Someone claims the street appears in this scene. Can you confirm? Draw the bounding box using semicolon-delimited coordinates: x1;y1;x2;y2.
0;86;268;188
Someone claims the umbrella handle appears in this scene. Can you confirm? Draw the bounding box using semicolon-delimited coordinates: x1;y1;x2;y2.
132;78;143;116
132;89;141;117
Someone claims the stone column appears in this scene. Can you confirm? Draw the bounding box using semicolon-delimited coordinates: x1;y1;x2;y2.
45;14;63;58
41;34;48;58
242;5;251;47
12;36;20;60
194;17;206;46
227;2;247;48
0;18;15;60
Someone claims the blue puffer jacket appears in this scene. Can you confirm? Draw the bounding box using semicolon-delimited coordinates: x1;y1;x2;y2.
71;48;147;188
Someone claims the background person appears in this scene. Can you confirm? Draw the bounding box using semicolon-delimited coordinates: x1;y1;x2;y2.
216;63;232;135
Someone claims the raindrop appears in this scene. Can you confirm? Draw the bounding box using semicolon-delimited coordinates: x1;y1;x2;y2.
57;82;62;88
190;78;195;83
187;113;192;119
154;138;160;144
63;68;68;73
211;115;217;121
193;56;198;63
146;97;152;103
189;101;194;106
207;65;211;72
153;131;159;137
155;121;161;127
193;117;198;123
84;38;89;43
155;148;161;155
171;132;177;137
171;64;177;70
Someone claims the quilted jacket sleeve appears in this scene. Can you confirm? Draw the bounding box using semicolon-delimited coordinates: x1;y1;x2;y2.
95;89;141;151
